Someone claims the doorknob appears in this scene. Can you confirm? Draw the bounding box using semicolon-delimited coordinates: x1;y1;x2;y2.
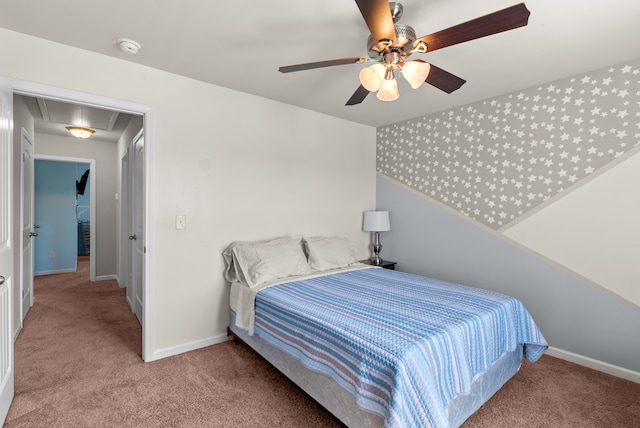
29;232;38;237
129;235;137;240
0;276;5;285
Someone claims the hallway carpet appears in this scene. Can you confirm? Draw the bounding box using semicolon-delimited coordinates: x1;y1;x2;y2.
4;258;640;427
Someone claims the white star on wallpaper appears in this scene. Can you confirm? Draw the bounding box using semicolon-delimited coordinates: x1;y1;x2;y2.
377;62;640;229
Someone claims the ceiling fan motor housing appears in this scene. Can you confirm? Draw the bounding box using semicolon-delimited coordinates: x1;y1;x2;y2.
367;23;416;58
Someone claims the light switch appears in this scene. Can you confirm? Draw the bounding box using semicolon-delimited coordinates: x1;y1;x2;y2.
175;215;186;230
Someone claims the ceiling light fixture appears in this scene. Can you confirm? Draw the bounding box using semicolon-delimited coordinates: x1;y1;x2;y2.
65;126;95;139
376;67;399;102
358;50;431;101
401;59;431;89
356;5;430;102
66;105;95;139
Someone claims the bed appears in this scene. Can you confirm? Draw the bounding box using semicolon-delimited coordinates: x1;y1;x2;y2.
223;236;548;428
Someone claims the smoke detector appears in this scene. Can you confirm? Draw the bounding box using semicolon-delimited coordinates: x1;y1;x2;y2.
117;38;141;54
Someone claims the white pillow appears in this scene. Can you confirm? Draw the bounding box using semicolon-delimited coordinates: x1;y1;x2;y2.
231;236;311;287
304;236;358;271
222;238;284;283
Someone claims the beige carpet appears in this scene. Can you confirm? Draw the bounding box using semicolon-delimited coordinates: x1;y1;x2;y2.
4;257;640;427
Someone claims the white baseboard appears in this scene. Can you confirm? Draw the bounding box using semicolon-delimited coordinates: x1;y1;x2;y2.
13;324;22;343
114;275;126;288
148;333;229;362
547;346;640;384
95;274;118;282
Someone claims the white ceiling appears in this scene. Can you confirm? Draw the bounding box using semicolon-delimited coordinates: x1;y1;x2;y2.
2;0;640;128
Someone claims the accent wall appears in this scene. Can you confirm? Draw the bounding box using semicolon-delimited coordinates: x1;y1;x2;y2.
33;160;77;275
376;59;640;374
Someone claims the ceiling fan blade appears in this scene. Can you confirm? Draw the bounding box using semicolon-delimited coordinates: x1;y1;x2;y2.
415;3;530;53
354;0;397;46
425;63;466;93
279;57;367;73
346;85;370;106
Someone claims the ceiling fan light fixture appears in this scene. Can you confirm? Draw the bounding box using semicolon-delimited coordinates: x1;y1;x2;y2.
359;63;386;92
377;77;399;102
279;2;531;106
401;60;431;89
66;126;95;139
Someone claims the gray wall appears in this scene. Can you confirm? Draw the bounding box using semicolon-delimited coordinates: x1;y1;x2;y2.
376;175;640;373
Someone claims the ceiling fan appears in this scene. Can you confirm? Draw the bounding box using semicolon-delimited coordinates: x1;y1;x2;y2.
279;1;530;105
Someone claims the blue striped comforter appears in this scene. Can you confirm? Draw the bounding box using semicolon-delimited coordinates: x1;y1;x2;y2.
254;268;547;427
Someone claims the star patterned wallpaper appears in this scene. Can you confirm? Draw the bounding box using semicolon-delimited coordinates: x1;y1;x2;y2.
376;60;640;229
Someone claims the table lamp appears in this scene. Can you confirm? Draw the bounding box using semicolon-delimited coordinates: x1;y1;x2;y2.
363;211;390;265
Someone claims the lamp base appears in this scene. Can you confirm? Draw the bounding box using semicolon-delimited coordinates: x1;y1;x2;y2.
370;255;384;266
370;231;383;265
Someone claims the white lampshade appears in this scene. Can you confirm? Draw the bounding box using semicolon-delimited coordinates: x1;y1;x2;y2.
401;60;431;89
376;78;399;102
359;63;386;92
363;211;390;232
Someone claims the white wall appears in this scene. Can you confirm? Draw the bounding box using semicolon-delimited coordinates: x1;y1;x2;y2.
0;28;376;358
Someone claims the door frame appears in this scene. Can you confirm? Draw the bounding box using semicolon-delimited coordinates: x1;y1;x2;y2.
33;155;95;279
10;79;155;362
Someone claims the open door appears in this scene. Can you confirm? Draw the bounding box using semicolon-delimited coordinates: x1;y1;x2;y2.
21;129;34;319
118;152;129;290
0;71;14;425
131;131;144;325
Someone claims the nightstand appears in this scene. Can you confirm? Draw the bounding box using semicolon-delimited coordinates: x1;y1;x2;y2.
360;259;396;270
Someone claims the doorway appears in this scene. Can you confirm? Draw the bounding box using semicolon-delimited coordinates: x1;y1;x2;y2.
12;80;154;362
32;157;94;277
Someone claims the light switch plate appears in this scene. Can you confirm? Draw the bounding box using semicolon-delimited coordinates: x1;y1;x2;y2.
175;215;186;230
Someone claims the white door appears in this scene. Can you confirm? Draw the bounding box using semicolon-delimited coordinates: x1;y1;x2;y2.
0;72;15;425
21;129;34;319
131;132;144;325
